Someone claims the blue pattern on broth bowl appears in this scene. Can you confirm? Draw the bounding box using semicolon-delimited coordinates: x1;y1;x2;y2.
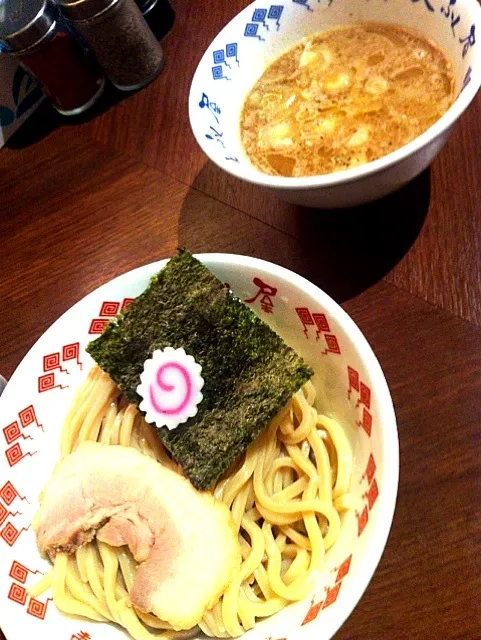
188;0;481;208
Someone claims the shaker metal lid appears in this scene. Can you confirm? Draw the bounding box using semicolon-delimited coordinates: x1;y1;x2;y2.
0;0;56;52
57;0;119;22
135;0;157;13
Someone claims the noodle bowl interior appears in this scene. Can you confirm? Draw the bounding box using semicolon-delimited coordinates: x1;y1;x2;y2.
31;366;353;639
240;23;455;177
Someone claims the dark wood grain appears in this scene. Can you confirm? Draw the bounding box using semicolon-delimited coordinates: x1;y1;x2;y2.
340;281;481;639
385;109;481;325
2;1;481;639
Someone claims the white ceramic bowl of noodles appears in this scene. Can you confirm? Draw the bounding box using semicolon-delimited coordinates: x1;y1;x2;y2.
0;254;398;640
188;0;481;208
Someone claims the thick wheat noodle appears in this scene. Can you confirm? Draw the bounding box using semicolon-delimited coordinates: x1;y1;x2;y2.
31;366;352;639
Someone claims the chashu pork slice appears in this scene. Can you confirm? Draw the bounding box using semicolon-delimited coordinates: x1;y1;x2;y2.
34;441;241;630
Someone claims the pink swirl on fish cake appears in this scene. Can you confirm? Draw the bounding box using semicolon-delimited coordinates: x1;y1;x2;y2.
137;348;204;430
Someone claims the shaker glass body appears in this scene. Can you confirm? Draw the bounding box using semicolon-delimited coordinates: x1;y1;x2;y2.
68;0;164;91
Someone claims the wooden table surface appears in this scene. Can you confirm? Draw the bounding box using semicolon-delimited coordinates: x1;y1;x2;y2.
2;1;481;638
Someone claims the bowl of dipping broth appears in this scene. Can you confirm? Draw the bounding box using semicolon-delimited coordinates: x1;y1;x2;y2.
189;0;481;208
0;253;398;640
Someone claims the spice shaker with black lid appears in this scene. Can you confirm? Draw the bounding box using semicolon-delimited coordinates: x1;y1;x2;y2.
0;0;105;115
58;0;164;92
135;0;175;40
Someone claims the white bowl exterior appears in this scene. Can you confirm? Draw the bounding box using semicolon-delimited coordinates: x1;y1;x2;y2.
189;0;481;207
0;255;398;640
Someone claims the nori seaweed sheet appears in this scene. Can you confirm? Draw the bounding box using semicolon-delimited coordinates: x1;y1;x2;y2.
87;250;313;490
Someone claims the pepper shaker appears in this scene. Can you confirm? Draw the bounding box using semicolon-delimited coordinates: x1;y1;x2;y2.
135;0;175;40
58;0;165;92
0;0;105;116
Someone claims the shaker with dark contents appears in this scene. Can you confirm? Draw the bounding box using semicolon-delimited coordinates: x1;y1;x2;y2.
135;0;175;40
0;0;105;115
58;0;164;91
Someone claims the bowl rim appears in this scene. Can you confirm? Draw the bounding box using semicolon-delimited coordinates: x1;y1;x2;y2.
0;253;399;640
188;0;481;190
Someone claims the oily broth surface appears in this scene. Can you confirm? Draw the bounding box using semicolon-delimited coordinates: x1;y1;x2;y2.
240;24;455;177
